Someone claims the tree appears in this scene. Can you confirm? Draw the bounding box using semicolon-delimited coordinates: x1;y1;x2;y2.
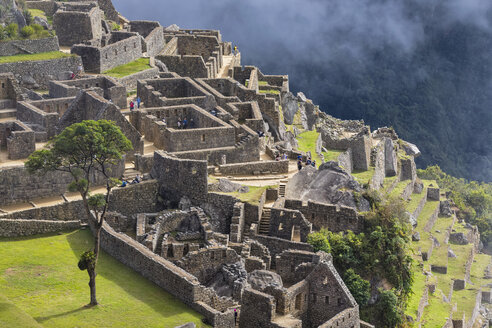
26;120;132;306
375;290;401;328
343;269;370;307
307;231;331;254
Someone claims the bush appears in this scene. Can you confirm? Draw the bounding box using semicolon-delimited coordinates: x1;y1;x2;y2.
111;22;121;31
375;290;401;327
31;23;44;33
343;269;371;306
307;231;331;254
20;25;34;38
6;23;18;39
23;9;33;25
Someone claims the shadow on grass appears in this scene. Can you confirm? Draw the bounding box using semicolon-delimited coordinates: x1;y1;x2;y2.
65;229;205;323
34;305;90;323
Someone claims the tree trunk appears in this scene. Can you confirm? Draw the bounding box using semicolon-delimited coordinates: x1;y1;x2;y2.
88;267;98;306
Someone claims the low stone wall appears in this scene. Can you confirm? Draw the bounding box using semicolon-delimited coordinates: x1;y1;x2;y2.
135;153;155;173
118;67;160;90
218;160;289;176
401;181;414;200
251;234;313;268
412;195;427;223
423;203;440;233
99;221;236;327
0;56;82;88
108;180;160;216
416;284;429;322
318;308;360;328
0;199;85;221
0;37;60;56
0;219;81;237
0;160;124;206
26;0;58;16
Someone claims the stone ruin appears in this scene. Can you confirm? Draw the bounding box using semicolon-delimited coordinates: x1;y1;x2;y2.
0;1;435;326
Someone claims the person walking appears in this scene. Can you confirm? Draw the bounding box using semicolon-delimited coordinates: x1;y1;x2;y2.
136;96;141;108
129;101;134;111
297;160;302;171
183;118;188;129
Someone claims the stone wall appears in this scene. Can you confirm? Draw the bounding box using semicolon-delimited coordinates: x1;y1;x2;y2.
268;208;312;242
251;234;313;268
98;221;236;327
218;160;288;176
16;101;60;139
26;1;58;16
71;34;143;73
118;67;159;90
53;4;102;46
129;21;164;57
238;288;276;328
0;160;124;206
0;56;83;89
0;36;59;56
156;55;208;79
284;199;364;234
317;308;360;328
151;151;208;204
2;120;35;160
369;141;385;190
108;180;160;216
0;219;81;237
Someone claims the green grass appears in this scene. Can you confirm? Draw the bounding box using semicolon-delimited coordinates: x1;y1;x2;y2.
453;288;479;321
322;149;344;162
389;180;412;198
415;201;440;234
296;130;323;167
103;58;151;78
351;167;375;185
382;175;398;192
405;264;427;321
421;289;451;327
259;89;280;95
0;230;208;328
470;253;492;286
0;294;42;328
218;185;272;205
0;51;74;64
258;81;269;86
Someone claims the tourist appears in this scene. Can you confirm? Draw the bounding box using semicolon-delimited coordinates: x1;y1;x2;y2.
275;153;281;161
129;101;134;111
234;309;238;325
71;72;75;80
120;180;128;187
234;45;238;55
306;157;312;166
297;155;302;161
189;118;194;128
162;117;167;126
136;96;141;108
311;160;316;167
257;130;265;137
183;118;188;129
283;153;288;160
297;160;302;171
131;174;141;184
177;119;182;129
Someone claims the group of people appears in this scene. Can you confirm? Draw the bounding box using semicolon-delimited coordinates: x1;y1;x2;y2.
120;174;141;187
275;153;288;161
297;155;316;171
176;117;194;129
129;97;141;111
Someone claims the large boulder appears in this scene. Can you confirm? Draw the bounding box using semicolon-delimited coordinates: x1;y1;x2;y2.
449;232;469;245
402;141;421;158
384;138;398;177
174;323;196;328
281;91;299;125
440;200;454;217
298;93;318;131
207;262;247;297
208;178;249;193
33;16;49;29
285;162;370;211
248;270;283;291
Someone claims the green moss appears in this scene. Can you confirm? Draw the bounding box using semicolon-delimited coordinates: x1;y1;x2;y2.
103;58;151;78
259;89;280;95
0;230;208;327
0;51;74;64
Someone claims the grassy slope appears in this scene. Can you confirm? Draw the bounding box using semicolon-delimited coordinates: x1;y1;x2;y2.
0;230;208;328
0;294;42;328
0;52;74;64
103;58;151;78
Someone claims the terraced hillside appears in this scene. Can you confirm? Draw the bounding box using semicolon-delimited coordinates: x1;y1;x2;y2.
400;181;492;327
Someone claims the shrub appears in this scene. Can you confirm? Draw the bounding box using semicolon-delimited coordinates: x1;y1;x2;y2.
31;23;44;33
343;269;371;306
375;290;401;327
23;9;33;25
20;25;34;38
111;22;121;31
307;231;331;254
6;23;18;39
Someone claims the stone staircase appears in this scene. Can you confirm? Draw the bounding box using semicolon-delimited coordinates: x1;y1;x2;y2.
123;163;141;182
258;208;271;235
278;181;287;197
0;100;16;120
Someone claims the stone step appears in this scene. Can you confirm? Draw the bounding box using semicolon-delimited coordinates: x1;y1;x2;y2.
0;108;16;119
0;99;14;110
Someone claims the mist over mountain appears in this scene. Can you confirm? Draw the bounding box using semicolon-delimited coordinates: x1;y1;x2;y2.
115;0;492;182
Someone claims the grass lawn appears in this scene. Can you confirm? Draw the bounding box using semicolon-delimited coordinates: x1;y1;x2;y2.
382;175;398;192
0;230;208;328
351;167;375;185
470;253;492;286
103;58;151;78
0;52;74;64
296;130;323;167
405;263;427;321
28;9;52;25
218;185;272;205
258;81;269;86
0;294;42;328
421;289;451;327
259;89;280;95
389;180;412;198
